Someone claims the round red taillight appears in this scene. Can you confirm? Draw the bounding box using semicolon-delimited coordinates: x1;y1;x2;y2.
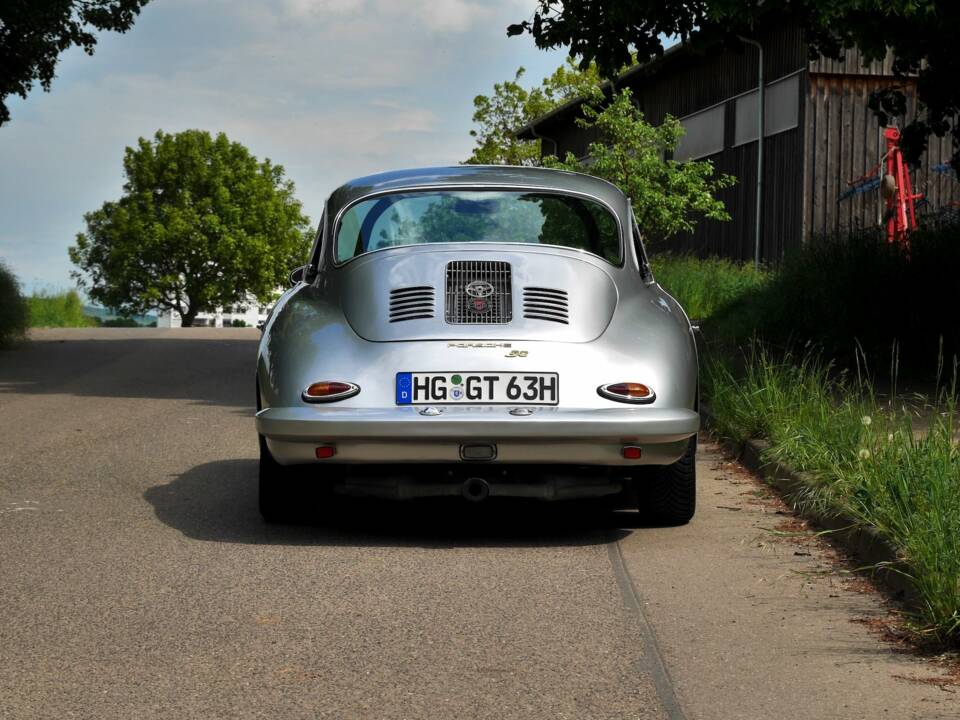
598;382;656;404
302;381;359;403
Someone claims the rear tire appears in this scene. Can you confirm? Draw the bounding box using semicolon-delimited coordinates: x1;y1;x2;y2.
258;434;297;523
256;377;303;523
259;434;337;523
641;435;697;525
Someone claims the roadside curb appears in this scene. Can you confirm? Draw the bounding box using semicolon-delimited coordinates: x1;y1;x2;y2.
702;408;919;607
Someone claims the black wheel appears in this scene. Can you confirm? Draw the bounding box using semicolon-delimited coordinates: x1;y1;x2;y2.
256;377;299;523
641;435;697;525
259;434;337;523
258;433;298;522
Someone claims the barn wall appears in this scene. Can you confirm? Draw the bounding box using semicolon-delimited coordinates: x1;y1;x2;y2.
525;23;960;263
661;89;805;263
803;74;959;239
809;47;898;76
542;21;810;262
633;22;806;127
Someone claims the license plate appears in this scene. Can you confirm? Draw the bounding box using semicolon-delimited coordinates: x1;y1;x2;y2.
396;372;559;405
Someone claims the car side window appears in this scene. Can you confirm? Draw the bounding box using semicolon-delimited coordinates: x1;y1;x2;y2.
632;215;653;281
309;212;325;271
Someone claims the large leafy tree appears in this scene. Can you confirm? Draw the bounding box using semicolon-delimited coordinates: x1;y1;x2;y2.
544;88;736;239
508;1;960;170
0;0;151;125
70;130;312;327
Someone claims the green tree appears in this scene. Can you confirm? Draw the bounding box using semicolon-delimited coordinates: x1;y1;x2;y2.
1;1;152;125
466;58;602;165
544;88;736;239
468;61;735;240
508;1;960;170
0;261;28;345
70;129;312;327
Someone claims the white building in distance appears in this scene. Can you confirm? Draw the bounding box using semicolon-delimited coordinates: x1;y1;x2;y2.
156;296;272;328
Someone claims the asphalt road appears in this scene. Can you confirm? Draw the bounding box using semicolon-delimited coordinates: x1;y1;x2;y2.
0;329;955;720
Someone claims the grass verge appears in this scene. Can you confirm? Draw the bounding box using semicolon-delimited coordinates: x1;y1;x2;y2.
27;290;99;328
708;225;960;375
706;345;960;644
650;253;768;321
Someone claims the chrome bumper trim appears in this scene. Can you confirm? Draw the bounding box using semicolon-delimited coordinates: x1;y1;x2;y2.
255;405;700;443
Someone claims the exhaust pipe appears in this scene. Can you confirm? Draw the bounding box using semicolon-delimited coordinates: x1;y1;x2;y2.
462;477;490;502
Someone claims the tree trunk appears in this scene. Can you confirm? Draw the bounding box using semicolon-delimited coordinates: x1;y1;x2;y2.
180;309;198;327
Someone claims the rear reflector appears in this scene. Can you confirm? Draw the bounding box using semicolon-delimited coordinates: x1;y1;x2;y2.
315;445;336;459
622;446;642;460
302;381;360;403
598;382;656;404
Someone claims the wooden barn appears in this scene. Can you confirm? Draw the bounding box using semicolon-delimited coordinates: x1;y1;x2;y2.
516;22;959;263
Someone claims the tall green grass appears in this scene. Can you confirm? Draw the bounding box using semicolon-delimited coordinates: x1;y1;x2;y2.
27;290;99;328
650;253;768;321
709;225;960;375
0;262;28;346
706;345;960;643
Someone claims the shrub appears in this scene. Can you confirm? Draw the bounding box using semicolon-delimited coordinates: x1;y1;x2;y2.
0;262;28;346
649;253;768;321
710;225;960;376
27;290;99;328
230;318;248;327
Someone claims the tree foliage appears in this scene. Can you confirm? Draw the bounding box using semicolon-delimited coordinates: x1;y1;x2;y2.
0;0;152;125
466;59;602;165
0;261;28;345
544;88;736;239
467;62;735;240
508;1;960;170
70;130;312;327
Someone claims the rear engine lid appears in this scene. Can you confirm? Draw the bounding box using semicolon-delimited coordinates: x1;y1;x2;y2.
337;248;617;342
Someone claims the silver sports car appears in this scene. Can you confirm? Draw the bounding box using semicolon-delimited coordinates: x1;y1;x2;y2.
255;166;700;523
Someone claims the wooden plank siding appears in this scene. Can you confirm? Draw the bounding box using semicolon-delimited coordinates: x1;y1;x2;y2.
802;74;959;239
661;122;805;262
521;21;960;263
809;47;898;77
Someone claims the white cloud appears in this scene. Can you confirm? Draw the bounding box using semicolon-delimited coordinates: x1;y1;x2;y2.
281;0;366;18
0;0;565;292
278;0;493;33
400;0;495;33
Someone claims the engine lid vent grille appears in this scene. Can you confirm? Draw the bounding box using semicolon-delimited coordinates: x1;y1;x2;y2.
523;287;569;324
389;286;435;322
445;261;512;324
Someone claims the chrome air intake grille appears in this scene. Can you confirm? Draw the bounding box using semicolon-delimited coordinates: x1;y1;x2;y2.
445;261;512;324
523;287;569;324
389;286;435;322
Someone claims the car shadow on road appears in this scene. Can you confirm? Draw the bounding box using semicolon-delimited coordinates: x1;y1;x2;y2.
144;459;668;548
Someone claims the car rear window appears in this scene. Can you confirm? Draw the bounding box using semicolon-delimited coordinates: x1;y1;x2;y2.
334;190;620;264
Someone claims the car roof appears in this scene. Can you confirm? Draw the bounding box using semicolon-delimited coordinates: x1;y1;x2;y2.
325;166;629;219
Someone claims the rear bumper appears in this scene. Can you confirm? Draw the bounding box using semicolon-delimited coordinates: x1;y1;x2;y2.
256;405;700;466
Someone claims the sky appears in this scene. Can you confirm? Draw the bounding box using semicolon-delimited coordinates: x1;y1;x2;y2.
0;0;566;294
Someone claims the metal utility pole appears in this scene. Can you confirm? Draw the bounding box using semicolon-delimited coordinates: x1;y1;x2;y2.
739;36;764;269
